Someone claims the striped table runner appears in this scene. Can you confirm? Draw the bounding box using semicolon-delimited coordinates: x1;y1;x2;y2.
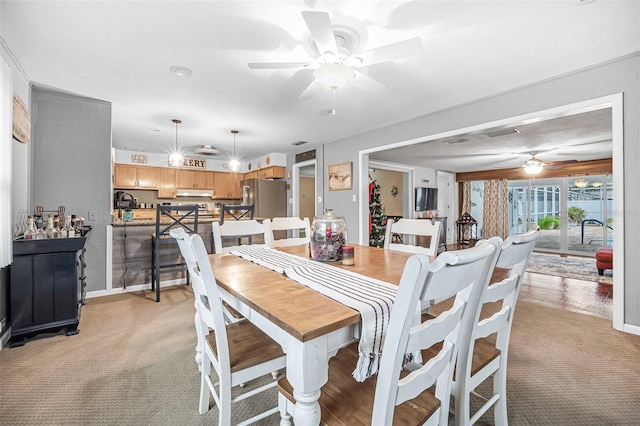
229;246;397;382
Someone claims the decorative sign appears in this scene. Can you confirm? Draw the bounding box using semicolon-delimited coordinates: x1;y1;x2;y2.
12;94;30;144
295;149;316;163
131;154;147;164
168;157;207;169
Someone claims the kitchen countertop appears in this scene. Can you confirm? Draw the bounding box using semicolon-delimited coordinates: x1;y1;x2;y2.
111;216;264;226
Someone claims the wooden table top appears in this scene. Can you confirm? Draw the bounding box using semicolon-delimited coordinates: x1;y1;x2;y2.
209;244;414;342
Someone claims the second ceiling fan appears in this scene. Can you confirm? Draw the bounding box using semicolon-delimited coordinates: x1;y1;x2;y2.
248;11;423;104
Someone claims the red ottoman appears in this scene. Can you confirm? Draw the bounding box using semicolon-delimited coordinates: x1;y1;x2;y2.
595;248;613;275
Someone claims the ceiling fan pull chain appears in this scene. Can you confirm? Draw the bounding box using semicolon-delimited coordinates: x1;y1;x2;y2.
332;89;337;115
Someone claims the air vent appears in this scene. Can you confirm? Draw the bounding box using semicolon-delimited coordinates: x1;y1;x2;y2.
484;128;520;138
443;138;468;145
194;145;219;156
293;140;308;146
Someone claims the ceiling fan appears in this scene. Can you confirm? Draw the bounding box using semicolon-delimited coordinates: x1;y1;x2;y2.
523;151;577;174
248;11;423;111
183;144;219;157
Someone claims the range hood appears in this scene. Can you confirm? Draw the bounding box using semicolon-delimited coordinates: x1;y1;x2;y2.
176;188;213;197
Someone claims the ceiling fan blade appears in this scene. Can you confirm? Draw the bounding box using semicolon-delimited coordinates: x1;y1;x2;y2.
298;79;323;100
302;11;338;55
351;69;388;92
248;62;311;70
546;159;579;169
354;37;423;66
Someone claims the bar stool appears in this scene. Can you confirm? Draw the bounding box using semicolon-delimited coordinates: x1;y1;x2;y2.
151;205;198;302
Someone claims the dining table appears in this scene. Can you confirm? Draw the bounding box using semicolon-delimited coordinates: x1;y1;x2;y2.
208;243;416;425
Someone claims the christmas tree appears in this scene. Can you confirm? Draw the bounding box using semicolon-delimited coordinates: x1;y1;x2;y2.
369;178;387;247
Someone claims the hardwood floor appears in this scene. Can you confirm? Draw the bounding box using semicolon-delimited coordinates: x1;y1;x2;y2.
443;243;613;321
519;271;612;320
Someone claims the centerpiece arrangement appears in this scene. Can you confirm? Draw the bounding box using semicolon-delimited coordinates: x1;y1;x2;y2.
310;209;347;262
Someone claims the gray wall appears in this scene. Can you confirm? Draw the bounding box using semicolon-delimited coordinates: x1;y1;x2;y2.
302;54;640;327
1;42;31;344
32;87;112;292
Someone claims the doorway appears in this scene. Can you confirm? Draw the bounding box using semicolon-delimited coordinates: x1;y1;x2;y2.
293;160;316;221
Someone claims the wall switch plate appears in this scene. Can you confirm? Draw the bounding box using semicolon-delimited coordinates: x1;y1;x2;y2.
317;196;322;203
352;194;357;202
288;198;293;204
88;210;97;221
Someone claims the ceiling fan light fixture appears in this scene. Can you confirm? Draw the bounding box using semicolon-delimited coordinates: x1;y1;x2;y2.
523;160;544;175
313;63;354;91
574;179;589;188
168;119;184;167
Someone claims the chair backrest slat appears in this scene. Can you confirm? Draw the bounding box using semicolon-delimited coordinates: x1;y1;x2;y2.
384;218;442;256
263;217;311;247
212;220;267;253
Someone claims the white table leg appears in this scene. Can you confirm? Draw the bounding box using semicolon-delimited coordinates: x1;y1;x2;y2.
285;336;329;426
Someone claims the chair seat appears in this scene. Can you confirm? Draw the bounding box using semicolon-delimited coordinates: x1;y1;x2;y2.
207;320;284;373
422;313;501;379
278;342;439;425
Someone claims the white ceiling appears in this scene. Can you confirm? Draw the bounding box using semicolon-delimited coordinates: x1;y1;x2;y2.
1;1;638;172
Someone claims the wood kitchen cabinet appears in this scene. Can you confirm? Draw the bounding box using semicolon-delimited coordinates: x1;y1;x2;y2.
176;170;214;189
244;171;258;180
157;167;176;198
256;166;286;179
114;164;158;189
213;172;243;199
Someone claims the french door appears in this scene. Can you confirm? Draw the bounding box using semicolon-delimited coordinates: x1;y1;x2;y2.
506;175;612;255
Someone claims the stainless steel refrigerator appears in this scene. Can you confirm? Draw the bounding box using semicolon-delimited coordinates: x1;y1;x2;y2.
240;178;287;219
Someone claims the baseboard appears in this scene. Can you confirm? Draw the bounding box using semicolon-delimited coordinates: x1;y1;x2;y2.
86;278;187;299
0;326;11;351
622;322;640;336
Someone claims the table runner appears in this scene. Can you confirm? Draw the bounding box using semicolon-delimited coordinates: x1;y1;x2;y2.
229;246;397;382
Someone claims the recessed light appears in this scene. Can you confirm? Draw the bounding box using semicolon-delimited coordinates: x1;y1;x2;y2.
319;109;335;116
169;65;192;77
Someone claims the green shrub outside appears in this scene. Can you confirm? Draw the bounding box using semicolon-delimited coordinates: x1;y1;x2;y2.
538;216;560;230
567;206;586;224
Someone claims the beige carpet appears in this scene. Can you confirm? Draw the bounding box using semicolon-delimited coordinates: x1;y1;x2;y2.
1;286;638;425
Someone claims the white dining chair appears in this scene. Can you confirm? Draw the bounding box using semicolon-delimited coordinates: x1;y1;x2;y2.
211;219;267;253
263;217;311;248
170;228;286;425
384;217;442;256
446;230;539;426
277;239;499;426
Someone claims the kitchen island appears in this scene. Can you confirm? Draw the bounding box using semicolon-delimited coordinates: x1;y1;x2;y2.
111;216;265;289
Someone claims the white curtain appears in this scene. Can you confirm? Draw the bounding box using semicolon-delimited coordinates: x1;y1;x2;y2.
1;57;12;268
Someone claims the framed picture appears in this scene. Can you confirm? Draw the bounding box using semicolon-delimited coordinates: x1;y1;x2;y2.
328;161;352;191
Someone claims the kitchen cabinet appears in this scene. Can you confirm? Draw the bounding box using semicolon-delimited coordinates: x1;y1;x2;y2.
213;172;243;199
176;170;214;189
114;165;158;189
256;166;286;179
157;168;176;198
244;171;258;180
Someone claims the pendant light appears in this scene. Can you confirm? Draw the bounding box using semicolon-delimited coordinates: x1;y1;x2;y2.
168;119;184;167
228;130;241;172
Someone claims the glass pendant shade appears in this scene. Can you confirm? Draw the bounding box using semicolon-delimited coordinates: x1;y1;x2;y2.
228;158;241;172
168;119;183;167
168;152;184;167
228;130;241;172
